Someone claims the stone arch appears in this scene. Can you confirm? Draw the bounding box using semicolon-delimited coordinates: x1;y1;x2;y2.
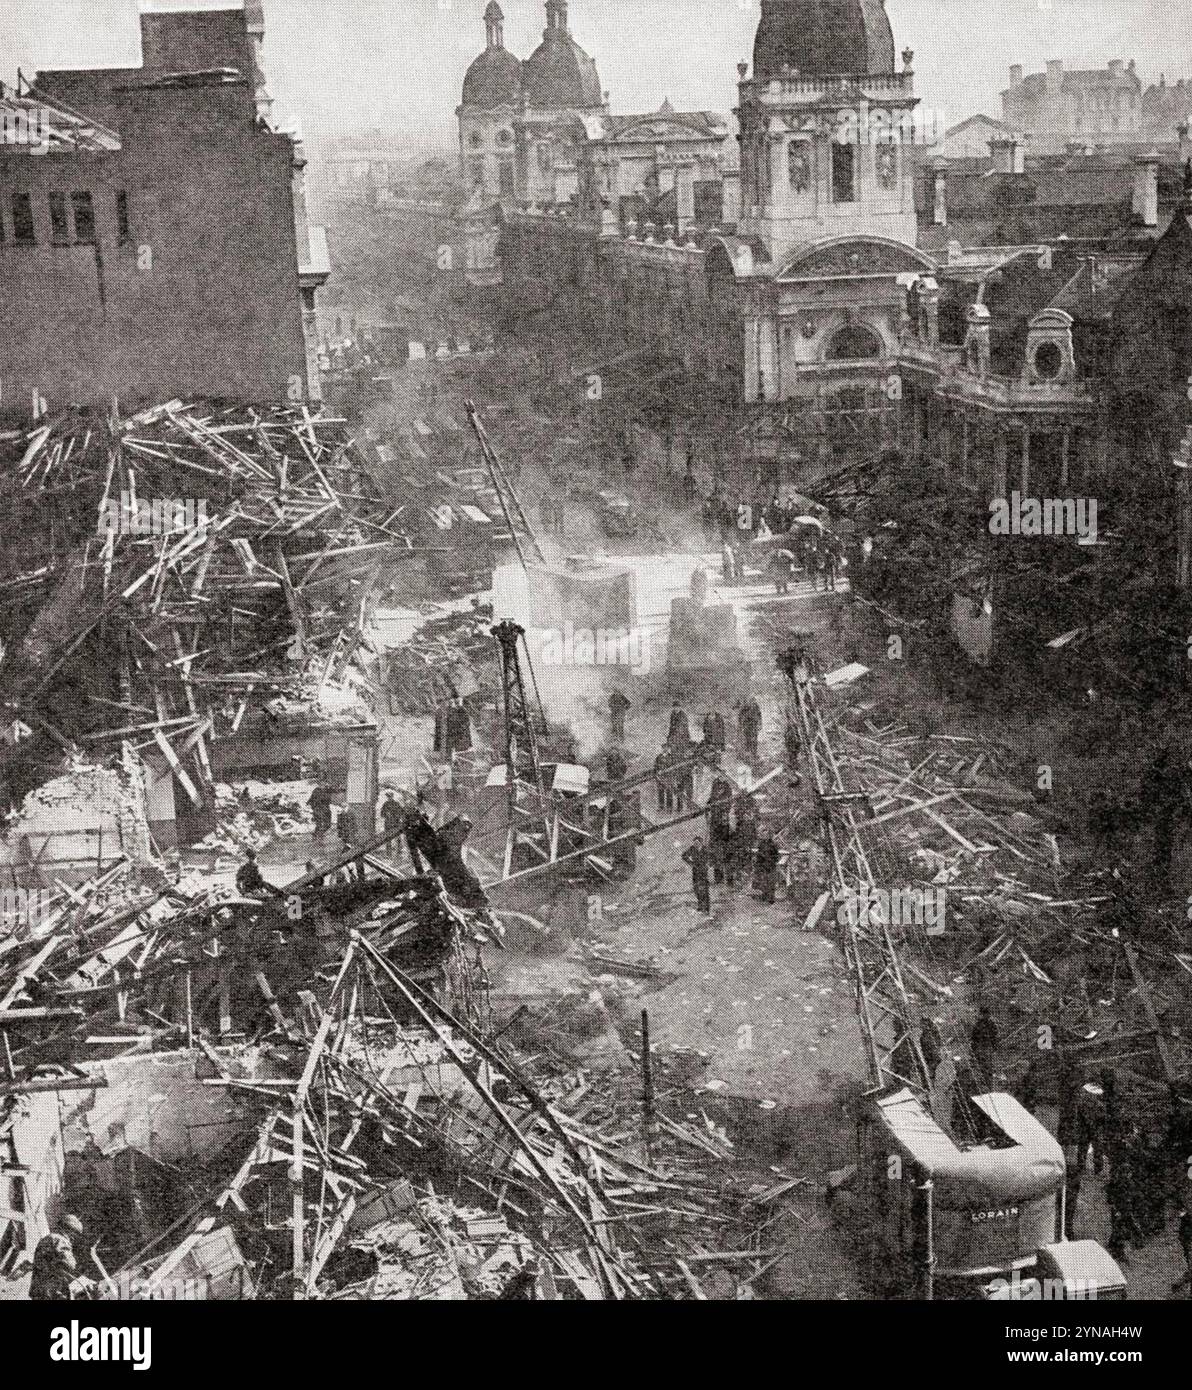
824;320;884;362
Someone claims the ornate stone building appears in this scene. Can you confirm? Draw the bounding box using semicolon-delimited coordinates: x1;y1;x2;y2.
492;0;1191;512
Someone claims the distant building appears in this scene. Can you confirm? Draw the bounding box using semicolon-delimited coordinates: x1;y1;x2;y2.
1002;59;1143;155
937;115;1014;162
0;2;328;418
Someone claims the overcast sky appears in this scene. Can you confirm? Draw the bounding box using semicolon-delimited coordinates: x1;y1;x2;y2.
5;0;1192;148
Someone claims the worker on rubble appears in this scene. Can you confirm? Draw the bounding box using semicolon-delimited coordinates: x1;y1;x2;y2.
29;1215;89;1300
336;807;367;882
681;837;712;916
404;797;439;875
738;696;762;760
379;791;405;847
667;701;691;746
308;782;333;838
608;689;631;743
236;849;279;899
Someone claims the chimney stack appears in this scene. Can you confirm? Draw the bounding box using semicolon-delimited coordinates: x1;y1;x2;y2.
932;159;947;226
990;134;1024;175
1133;149;1160;227
1009;64;1024;87
675;162;696;233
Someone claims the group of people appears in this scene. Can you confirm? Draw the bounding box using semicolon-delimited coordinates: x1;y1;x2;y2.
682;804;781;915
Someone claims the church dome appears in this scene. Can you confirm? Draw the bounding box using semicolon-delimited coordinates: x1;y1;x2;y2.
752;0;896;80
462;2;522;109
462;46;522;108
522;0;603;109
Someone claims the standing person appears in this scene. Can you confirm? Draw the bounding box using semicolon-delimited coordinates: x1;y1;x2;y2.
677;750;696;812
682;837;712;915
970;1004;998;1089
28;1215;87;1301
608;689;631;743
770;549;794;596
752;829;781;903
722;540;736;585
783;719;801;770
309;781;333;838
706;774;735;883
826;545;839;592
605;746;628;784
727;817;754;890
703;709;726;754
379;790;405;847
738;542;751;583
1106;1145;1142;1261
920;1016;944;1077
337;805;366;881
668;701;691;746
654;744;673;812
739;696;762;759
446;697;473;756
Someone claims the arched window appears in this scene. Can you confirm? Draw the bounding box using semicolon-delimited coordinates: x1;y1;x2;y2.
825;321;883;361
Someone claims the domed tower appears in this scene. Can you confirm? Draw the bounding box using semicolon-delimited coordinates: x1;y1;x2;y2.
457;2;523;201
521;0;604;110
737;0;919;262
517;0;609;207
752;0;895;80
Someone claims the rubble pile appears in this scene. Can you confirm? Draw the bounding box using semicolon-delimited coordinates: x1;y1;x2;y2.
382;605;498;715
828;700;1192;1112
0;401;415;807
